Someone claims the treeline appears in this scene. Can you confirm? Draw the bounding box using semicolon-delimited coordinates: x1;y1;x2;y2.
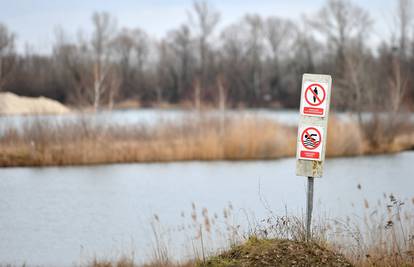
0;0;414;111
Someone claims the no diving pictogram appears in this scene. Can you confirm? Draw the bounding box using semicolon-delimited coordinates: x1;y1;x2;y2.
301;127;322;150
305;83;326;107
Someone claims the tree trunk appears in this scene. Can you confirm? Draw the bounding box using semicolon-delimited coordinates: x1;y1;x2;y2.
0;57;3;91
194;78;201;110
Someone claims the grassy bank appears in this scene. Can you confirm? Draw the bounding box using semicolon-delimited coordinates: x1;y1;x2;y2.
0;114;413;167
86;194;414;267
0;194;413;266
90;238;353;267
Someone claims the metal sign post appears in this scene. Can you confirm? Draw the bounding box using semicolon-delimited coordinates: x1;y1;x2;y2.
296;74;332;241
306;176;314;241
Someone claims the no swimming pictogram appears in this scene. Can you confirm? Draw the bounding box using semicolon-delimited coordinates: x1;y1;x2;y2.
298;125;324;161
301;127;321;150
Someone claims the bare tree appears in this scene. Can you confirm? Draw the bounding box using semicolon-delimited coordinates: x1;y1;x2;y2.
389;53;408;114
264;17;296;104
53;29;92;106
307;0;372;73
189;0;220;108
111;28;150;101
134;28;151;100
378;0;413;143
111;29;136;99
53;15;118;108
167;25;194;101
6;2;414;113
308;0;372;112
387;0;412;114
106;67;121;109
292;22;319;73
342;42;375;122
91;12;117;110
339;0;410;146
216;73;226;112
0;23;16;91
220;23;248;105
244;14;265;104
155;40;174;103
265;17;295;60
395;0;412;58
132;28;150;76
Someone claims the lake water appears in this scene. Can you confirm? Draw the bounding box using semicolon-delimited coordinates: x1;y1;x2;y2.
0;109;301;133
2;108;414;128
0;152;413;266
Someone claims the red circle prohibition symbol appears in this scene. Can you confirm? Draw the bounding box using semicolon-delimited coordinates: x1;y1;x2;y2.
305;83;326;107
301;127;322;150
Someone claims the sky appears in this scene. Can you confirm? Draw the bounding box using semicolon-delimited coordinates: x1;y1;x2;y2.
0;0;396;54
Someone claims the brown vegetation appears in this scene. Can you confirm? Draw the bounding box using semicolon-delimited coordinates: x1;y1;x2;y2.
202;238;353;267
0;114;413;167
330;194;414;267
87;194;414;267
89;258;194;267
0;115;294;167
2;194;412;266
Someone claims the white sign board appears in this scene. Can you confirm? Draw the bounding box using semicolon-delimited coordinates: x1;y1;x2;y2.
297;125;324;161
296;74;332;178
300;81;329;117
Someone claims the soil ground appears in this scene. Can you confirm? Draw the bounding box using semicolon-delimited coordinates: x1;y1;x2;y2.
200;238;353;267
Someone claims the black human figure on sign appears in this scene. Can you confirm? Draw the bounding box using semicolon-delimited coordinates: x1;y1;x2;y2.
313;87;318;103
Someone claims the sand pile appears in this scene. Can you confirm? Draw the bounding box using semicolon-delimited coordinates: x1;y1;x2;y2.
0;92;70;115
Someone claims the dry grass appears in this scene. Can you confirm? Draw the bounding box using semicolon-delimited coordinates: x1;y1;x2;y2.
88;257;194;267
328;194;414;267
0;115;296;167
3;195;411;266
88;194;414;267
89;257;135;267
327;114;414;157
327;116;365;157
201;238;353;267
0;113;413;167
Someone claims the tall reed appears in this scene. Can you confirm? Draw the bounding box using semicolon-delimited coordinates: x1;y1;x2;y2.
0;113;413;167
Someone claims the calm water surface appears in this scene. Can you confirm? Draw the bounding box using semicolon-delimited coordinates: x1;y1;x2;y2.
0;109;300;129
0;152;413;266
1;108;413;130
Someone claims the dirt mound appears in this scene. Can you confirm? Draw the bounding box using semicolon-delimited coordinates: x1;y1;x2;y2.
0;92;70;115
201;238;353;267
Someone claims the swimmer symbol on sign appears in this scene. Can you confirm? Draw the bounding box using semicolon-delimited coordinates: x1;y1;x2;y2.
304;133;319;148
301;127;321;150
298;126;323;161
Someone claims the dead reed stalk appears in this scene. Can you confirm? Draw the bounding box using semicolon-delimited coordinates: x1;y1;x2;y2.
0;113;412;167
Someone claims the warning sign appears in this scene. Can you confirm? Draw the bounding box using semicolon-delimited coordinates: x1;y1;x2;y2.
300;81;328;117
297;126;324;161
296;74;332;177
